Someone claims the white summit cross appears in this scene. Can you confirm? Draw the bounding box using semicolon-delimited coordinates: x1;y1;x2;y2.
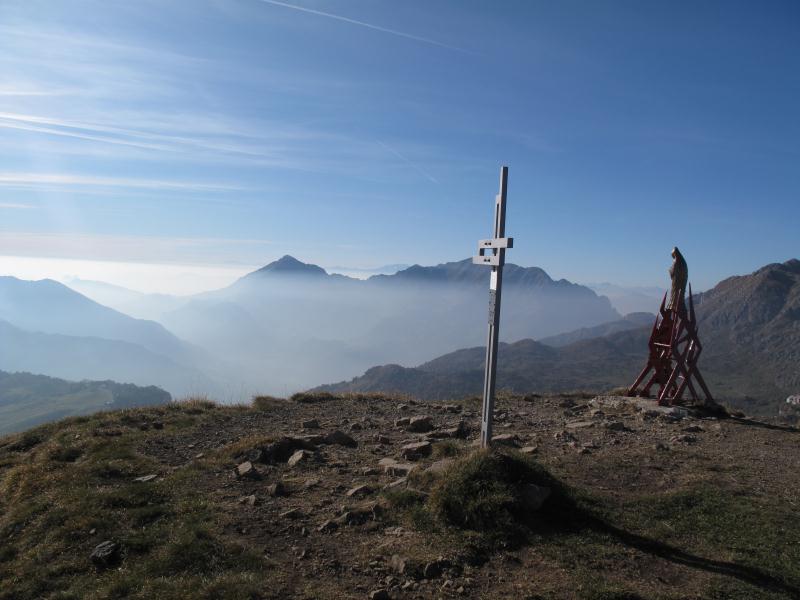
473;166;513;448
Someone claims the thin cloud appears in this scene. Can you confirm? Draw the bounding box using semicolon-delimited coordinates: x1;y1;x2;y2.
0;112;316;160
0;202;36;209
0;119;169;152
0;173;243;192
0;87;73;97
255;0;473;54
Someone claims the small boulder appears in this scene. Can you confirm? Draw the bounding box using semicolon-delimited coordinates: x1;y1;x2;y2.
605;420;628;432
302;419;320;429
369;589;391;600
287;449;314;467
422;558;450;579
389;554;407;575
236;461;260;479
389;463;417;476
346;484;375;498
383;477;408;490
428;421;468;439
400;441;432;461
325;430;358;448
266;481;286;497
394;417;411;428
407;416;434;433
336;501;383;526
492;433;520;447
259;437;318;464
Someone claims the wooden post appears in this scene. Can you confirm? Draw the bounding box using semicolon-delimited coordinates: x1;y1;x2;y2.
473;166;512;448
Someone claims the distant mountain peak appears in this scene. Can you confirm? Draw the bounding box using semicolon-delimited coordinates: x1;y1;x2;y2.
250;255;328;277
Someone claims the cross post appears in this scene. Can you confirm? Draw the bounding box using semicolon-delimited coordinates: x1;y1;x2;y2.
473;166;512;448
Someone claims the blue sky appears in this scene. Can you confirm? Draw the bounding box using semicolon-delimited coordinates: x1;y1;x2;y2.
0;0;797;293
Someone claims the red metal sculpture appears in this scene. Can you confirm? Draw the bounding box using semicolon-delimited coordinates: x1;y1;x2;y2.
627;248;714;406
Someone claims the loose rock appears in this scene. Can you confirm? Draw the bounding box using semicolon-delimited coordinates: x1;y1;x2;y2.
389;554;407;575
287;449;314;467
267;481;286;497
400;441;432;461
492;433;520;447
236;461;260;479
406;416;434;433
325;430;358;448
90;541;120;569
379;458;417;477
346;484;375;498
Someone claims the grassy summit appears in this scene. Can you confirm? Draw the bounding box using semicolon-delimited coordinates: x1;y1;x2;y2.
0;393;798;599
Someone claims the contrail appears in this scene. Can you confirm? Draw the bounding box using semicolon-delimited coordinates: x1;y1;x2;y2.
377;140;439;184
255;0;472;54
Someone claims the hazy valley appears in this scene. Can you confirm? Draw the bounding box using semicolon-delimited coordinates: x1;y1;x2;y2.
2;258;798;434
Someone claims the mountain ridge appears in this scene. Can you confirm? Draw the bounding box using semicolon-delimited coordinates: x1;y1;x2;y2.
160;255;620;395
316;258;800;414
0;369;170;435
0;319;219;399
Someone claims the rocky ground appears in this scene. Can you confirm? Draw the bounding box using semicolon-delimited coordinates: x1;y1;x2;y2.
1;392;799;599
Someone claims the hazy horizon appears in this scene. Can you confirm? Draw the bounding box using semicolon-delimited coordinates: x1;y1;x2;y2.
1;250;779;298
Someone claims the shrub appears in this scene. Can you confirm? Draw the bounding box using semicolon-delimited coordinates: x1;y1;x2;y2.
289;391;336;404
251;395;285;411
48;446;83;463
428;448;564;536
432;440;463;458
172;397;217;413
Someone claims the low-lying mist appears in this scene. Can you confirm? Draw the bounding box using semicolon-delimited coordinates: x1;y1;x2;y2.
0;258;621;402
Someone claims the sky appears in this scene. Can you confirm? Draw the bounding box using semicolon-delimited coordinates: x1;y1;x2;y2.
0;0;798;294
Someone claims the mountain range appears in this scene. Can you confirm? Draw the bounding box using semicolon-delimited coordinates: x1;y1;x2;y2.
317;259;800;415
2;257;621;399
0;277;222;397
157;256;621;394
3;256;797;415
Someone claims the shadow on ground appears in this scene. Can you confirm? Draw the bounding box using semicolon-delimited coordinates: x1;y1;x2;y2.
532;493;800;598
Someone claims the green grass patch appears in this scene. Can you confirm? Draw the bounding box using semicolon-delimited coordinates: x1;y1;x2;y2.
428;448;566;535
432;439;463;458
0;411;272;600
